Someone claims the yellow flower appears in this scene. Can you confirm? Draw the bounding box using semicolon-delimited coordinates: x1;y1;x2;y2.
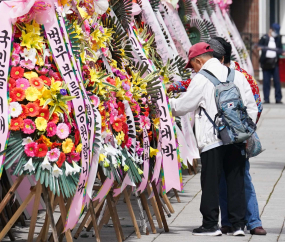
99;154;106;163
124;165;129;172
24;71;38;80
153;117;160;129
150;147;159;158
116;131;125;146
35;117;47;131
51;79;62;93
138;168;143;175
25;87;41;101
62;138;74;153
76;143;82;153
77;6;89;18
116;89;125;100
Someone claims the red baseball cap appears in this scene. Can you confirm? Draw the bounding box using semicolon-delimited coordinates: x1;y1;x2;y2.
185;42;214;69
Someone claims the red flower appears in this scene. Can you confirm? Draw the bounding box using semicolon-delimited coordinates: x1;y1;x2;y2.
30;77;44;89
38;108;49;120
112;119;123;132
49;112;59;124
40;76;51;86
8;78;16;90
106;77;116;85
56;152;66;168
11;87;25;101
51;142;62;149
122;122;128;134
26;102;39;117
117;102;125;116
74;129;80;146
10;66;24;79
18;104;27;119
10;117;23;131
37;143;48;157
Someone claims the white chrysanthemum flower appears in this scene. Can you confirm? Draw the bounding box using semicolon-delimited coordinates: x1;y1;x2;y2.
23;158;35;173
9;102;22;118
41;156;52;171
22;137;33;146
52;163;63;178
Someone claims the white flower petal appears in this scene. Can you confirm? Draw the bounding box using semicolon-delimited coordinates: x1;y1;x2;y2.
9;102;22;118
65;161;75;176
72;161;81;174
52;163;63;178
22;137;33;146
94;0;109;15
41;156;52;171
23;158;35;173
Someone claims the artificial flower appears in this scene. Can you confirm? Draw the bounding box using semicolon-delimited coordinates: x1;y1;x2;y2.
126;137;132;149
49;112;59;124
10;67;24;79
11;88;26;101
37;143;48;157
30;77;44;89
65;161;75;176
117;102;125;116
38;107;49;120
51;142;62;149
46;122;56;137
72;161;81;173
23;119;36;134
116;131;125;146
47;148;60;162
50;79;61;92
23;158;35;173
24;71;38;80
25;87;41;101
56;152;66;168
22;137;33;146
8;78;16;89
40;75;51;86
112;118;123;132
10;117;24;131
20;59;35;70
35;117;47;131
69;151;80;162
41;156;52;171
75;143;82;153
99;153;106;163
18;105;28;119
24;142;38;157
138;168;143;175
140;116;151;130
149;147;159;158
11;53;20;66
26;102;39;117
56;123;70;139
124;165;129;172
20;48;37;64
9;102;22;118
13;43;21;54
52;163;63;178
16;78;30;90
62;138;74;153
37;135;52;148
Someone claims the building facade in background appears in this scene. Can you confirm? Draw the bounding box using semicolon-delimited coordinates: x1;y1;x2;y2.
230;0;284;80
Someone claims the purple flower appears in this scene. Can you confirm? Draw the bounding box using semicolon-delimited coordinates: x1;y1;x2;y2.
99;26;104;33
137;148;144;157
122;82;130;91
60;89;67;95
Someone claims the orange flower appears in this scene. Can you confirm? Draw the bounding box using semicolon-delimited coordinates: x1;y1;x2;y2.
11;88;26;101
30;77;44;89
49;112;59;124
10;117;23;131
37;135;53;148
40;76;51;86
26;102;39;117
38;107;49;120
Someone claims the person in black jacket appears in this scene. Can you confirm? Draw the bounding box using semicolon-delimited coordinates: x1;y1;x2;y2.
258;23;284;104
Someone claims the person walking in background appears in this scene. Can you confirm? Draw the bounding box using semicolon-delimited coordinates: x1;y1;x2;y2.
169;42;257;236
258;23;283;104
208;37;267;236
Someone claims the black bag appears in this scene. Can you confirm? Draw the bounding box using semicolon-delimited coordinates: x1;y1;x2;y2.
261;57;277;70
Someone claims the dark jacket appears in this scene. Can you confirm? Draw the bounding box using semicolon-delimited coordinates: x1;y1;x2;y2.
258;34;283;65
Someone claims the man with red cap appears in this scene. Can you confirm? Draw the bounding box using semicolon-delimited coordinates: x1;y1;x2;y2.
169;42;257;236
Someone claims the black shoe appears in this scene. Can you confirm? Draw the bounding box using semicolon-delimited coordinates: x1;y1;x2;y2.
264;101;270;104
276;100;283;104
232;227;245;236
192;225;222;236
221;226;233;235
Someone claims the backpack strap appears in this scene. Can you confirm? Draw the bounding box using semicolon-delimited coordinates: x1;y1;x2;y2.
199;69;221;86
227;67;235;83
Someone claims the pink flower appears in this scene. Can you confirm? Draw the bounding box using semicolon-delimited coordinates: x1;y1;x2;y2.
66;101;73;112
126;138;132;149
141;97;147;104
110;109;118;124
56;123;70;139
125;91;133;99
47;148;60;162
89;95;99;108
84;20;90;35
23;119;36;134
140;116;151;130
13;43;21;54
47;122;56;137
35;65;50;75
20;59;35;70
11;53;20;66
69;151;80;162
24;142;38;157
16;78;30;90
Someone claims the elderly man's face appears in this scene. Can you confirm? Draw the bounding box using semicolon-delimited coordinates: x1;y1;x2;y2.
190;58;203;73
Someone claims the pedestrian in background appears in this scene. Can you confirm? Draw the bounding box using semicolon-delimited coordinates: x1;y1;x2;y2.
258;23;283;104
